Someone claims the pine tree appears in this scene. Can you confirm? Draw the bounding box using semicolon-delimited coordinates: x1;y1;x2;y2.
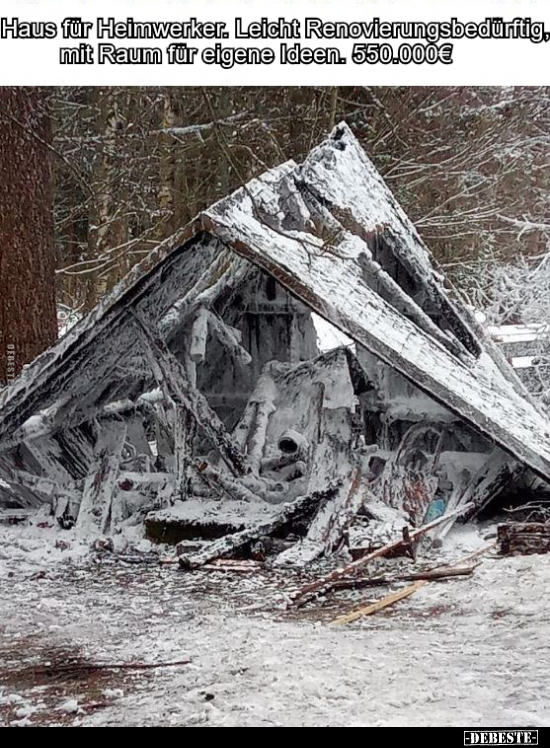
0;87;58;385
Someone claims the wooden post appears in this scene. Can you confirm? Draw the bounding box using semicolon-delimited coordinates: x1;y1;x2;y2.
246;399;277;474
189;307;210;363
174;405;192;501
77;418;127;538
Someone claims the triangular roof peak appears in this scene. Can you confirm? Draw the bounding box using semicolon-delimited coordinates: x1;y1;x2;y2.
1;124;550;482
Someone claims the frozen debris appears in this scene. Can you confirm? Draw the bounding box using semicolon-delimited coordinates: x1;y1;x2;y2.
498;522;550;557
0;123;548;576
329;542;495;624
286;505;473;609
20;414;48;439
137;388;164;406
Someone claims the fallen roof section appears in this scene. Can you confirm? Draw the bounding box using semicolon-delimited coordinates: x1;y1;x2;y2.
202;124;550;480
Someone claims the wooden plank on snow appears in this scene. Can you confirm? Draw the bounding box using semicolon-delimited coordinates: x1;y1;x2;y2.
332;581;428;625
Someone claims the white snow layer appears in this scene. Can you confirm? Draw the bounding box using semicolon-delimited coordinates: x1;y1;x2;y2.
0;516;549;727
0;508;90;577
312;313;355;353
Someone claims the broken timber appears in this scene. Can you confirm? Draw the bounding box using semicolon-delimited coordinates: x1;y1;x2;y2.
276;466;364;567
332;581;428;625
328;565;477;592
330;545;494;625
287;504;472;608
178;485;339;569
436;449;524;542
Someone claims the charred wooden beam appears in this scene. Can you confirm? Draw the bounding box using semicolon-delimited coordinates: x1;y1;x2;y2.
329;564;477;592
206;309;252;367
174;406;192;501
152;402;175;471
178;485;339;569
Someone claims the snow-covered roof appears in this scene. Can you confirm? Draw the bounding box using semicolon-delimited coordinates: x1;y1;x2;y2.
203;124;550;479
1;124;550;481
510;356;536;370
488;323;545;345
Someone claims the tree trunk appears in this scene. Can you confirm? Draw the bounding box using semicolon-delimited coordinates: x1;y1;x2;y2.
0;87;57;386
86;87;130;311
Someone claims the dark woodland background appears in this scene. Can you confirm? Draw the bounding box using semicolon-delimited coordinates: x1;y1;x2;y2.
2;86;550;383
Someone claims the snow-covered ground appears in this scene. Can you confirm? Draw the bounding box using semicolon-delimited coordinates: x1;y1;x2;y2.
1;515;549;727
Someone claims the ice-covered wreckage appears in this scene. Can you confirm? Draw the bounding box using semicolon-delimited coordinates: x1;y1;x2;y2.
1;123;550;568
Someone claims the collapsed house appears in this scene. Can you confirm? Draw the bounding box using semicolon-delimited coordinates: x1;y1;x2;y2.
1;123;550;568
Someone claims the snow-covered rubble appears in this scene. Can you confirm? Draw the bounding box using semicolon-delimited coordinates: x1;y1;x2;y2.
1;514;549;727
0;508;91;580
